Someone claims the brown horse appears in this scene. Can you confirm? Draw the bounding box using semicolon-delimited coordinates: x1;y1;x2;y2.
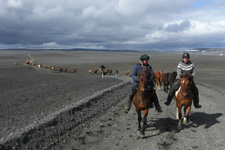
175;73;193;130
94;70;98;74
162;73;170;92
154;70;164;90
57;67;62;72
162;72;177;93
125;70;130;76
171;71;177;84
133;71;154;138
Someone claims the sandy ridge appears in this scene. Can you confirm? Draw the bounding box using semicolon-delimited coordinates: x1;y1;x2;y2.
0;77;131;149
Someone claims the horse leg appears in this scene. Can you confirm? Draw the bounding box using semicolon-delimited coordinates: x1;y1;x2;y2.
136;110;145;138
165;85;168;93
141;109;148;137
186;106;191;123
137;110;142;131
177;106;182;130
176;107;179;120
183;107;187;124
156;79;160;90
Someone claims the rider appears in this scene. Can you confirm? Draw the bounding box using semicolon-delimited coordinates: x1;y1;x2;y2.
164;52;202;108
124;54;162;113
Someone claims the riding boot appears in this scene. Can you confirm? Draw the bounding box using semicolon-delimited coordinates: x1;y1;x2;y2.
124;87;137;114
191;82;202;108
149;101;154;108
164;79;180;106
151;92;162;112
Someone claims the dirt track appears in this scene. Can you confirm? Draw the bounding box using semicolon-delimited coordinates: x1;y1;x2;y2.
50;80;225;150
0;50;225;150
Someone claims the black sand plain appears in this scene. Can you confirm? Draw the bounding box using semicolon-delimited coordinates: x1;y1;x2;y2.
0;50;225;150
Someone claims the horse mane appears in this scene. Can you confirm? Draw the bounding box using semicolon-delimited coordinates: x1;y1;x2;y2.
181;72;191;78
141;70;153;81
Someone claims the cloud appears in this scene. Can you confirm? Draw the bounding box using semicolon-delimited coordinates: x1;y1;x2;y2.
41;42;58;47
0;0;225;51
7;0;23;9
164;20;192;33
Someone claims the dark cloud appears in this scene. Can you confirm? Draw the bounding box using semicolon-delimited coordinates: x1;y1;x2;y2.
0;0;225;51
164;20;192;32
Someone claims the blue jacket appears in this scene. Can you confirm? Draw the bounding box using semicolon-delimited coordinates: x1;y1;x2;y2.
131;63;155;88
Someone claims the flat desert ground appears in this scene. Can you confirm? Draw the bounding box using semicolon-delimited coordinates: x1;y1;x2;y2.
0;50;225;150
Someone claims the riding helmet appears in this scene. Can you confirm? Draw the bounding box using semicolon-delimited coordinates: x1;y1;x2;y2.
182;52;190;59
140;54;150;60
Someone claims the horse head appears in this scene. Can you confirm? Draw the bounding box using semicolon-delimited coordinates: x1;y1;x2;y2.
179;73;193;98
137;71;152;94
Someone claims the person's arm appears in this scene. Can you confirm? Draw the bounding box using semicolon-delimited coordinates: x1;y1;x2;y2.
176;62;182;79
131;65;138;81
192;65;195;77
148;65;155;87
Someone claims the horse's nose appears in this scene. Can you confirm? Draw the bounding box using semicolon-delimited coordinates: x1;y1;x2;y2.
140;87;145;92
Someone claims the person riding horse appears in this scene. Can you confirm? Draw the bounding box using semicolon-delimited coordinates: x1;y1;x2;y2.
164;52;202;108
124;54;162;113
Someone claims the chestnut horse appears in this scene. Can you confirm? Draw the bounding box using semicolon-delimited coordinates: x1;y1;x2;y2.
175;73;193;130
133;71;154;138
154;70;164;90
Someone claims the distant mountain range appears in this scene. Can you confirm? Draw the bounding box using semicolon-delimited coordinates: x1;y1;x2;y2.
186;48;225;52
1;47;225;53
0;48;139;52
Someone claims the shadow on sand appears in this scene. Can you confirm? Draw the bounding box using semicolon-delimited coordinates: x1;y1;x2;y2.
142;112;223;138
190;112;223;129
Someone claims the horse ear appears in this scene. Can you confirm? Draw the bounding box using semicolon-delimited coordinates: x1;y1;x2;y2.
179;74;183;78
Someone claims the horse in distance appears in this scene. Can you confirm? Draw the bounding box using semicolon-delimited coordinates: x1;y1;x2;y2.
154;70;164;90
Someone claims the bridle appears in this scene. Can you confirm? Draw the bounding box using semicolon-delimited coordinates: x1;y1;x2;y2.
180;79;191;99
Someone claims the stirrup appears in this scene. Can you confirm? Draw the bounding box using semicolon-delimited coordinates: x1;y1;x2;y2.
124;107;130;114
164;101;170;106
194;104;202;108
156;107;162;113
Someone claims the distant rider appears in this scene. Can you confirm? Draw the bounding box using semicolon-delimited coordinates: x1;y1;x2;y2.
124;54;162;113
164;52;202;108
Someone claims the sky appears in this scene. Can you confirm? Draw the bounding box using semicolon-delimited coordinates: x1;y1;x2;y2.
0;0;225;51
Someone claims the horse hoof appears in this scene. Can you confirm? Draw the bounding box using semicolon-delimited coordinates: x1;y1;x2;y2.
177;125;182;130
177;120;182;130
137;130;145;139
137;134;145;139
183;117;187;124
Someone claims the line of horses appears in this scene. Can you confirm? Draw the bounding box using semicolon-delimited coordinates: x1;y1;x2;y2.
25;61;131;78
25;60;77;73
88;65;130;78
42;65;77;73
133;70;194;138
88;65;119;78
